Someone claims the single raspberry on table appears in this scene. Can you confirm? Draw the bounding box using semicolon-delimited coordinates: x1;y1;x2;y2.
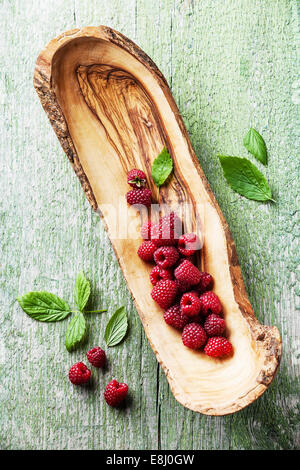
68;362;91;385
182;323;207;349
141;220;152;240
174;259;202;286
86;347;106;368
195;272;214;294
104;379;129;407
204;314;225;336
204;337;233;357
137;240;157;262
126;188;152;207
164;304;189;330
127;169;147;188
154;246;179;269
178;233;201;256
150;265;173;286
180;291;202;317
174;278;192;294
151;279;178;309
199;291;222;316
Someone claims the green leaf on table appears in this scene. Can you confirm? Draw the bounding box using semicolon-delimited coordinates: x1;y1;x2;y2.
65;311;86;352
74;271;90;311
17;291;70;322
218;156;274;202
104;306;128;347
152;147;173;187
243;128;267;165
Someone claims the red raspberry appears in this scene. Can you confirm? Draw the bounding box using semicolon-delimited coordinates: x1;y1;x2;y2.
204;314;225;336
126;188;152;207
137;240;157;262
68;362;91;385
161;212;182;236
174;260;201;286
182;323;207;349
151;280;178;309
141;220;152;239
178;233;201;256
199;291;222;316
104;379;129;407
154;246;179;269
164;304;189;330
204;337;233;357
150;223;177;247
149;223;160;241
180;291;202;317
174;278;192;293
86;347;106;368
127;169;147;188
174;255;195;269
150;266;173;286
151;212;182;246
195;272;214;294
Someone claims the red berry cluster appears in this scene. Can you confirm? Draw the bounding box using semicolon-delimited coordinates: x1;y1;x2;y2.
125;168;233;358
68;347;128;407
137;215;233;358
126;169;152;207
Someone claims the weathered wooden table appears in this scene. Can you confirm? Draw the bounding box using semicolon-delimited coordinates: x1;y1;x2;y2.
1;0;299;450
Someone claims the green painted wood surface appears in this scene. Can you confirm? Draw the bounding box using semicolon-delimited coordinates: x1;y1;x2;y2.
0;0;299;450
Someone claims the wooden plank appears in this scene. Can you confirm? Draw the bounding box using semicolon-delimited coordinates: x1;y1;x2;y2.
0;0;299;450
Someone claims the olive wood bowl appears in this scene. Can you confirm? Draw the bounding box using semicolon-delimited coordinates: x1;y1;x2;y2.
34;26;281;415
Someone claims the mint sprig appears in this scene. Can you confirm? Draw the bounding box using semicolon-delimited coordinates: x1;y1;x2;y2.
218;129;275;202
17;292;70;322
218;156;275;202
65;311;86;352
152;147;173;187
17;271;107;352
74;271;91;311
243;128;267;165
104;306;128;347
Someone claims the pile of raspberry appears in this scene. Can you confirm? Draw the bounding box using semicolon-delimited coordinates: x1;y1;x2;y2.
126;169;233;358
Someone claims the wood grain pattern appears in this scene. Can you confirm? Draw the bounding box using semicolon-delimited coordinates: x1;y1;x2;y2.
33;26;281;415
0;0;299;449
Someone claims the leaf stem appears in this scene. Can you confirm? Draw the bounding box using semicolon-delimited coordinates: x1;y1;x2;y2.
85;309;107;313
70;309;107;314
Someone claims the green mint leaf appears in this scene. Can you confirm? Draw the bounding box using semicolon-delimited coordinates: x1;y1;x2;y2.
17;292;70;322
243;128;267;165
218;156;274;202
65;311;86;352
152;147;173;187
74;271;90;311
104;306;128;347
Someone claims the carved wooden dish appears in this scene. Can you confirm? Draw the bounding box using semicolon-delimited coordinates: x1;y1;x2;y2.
34;26;281;415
